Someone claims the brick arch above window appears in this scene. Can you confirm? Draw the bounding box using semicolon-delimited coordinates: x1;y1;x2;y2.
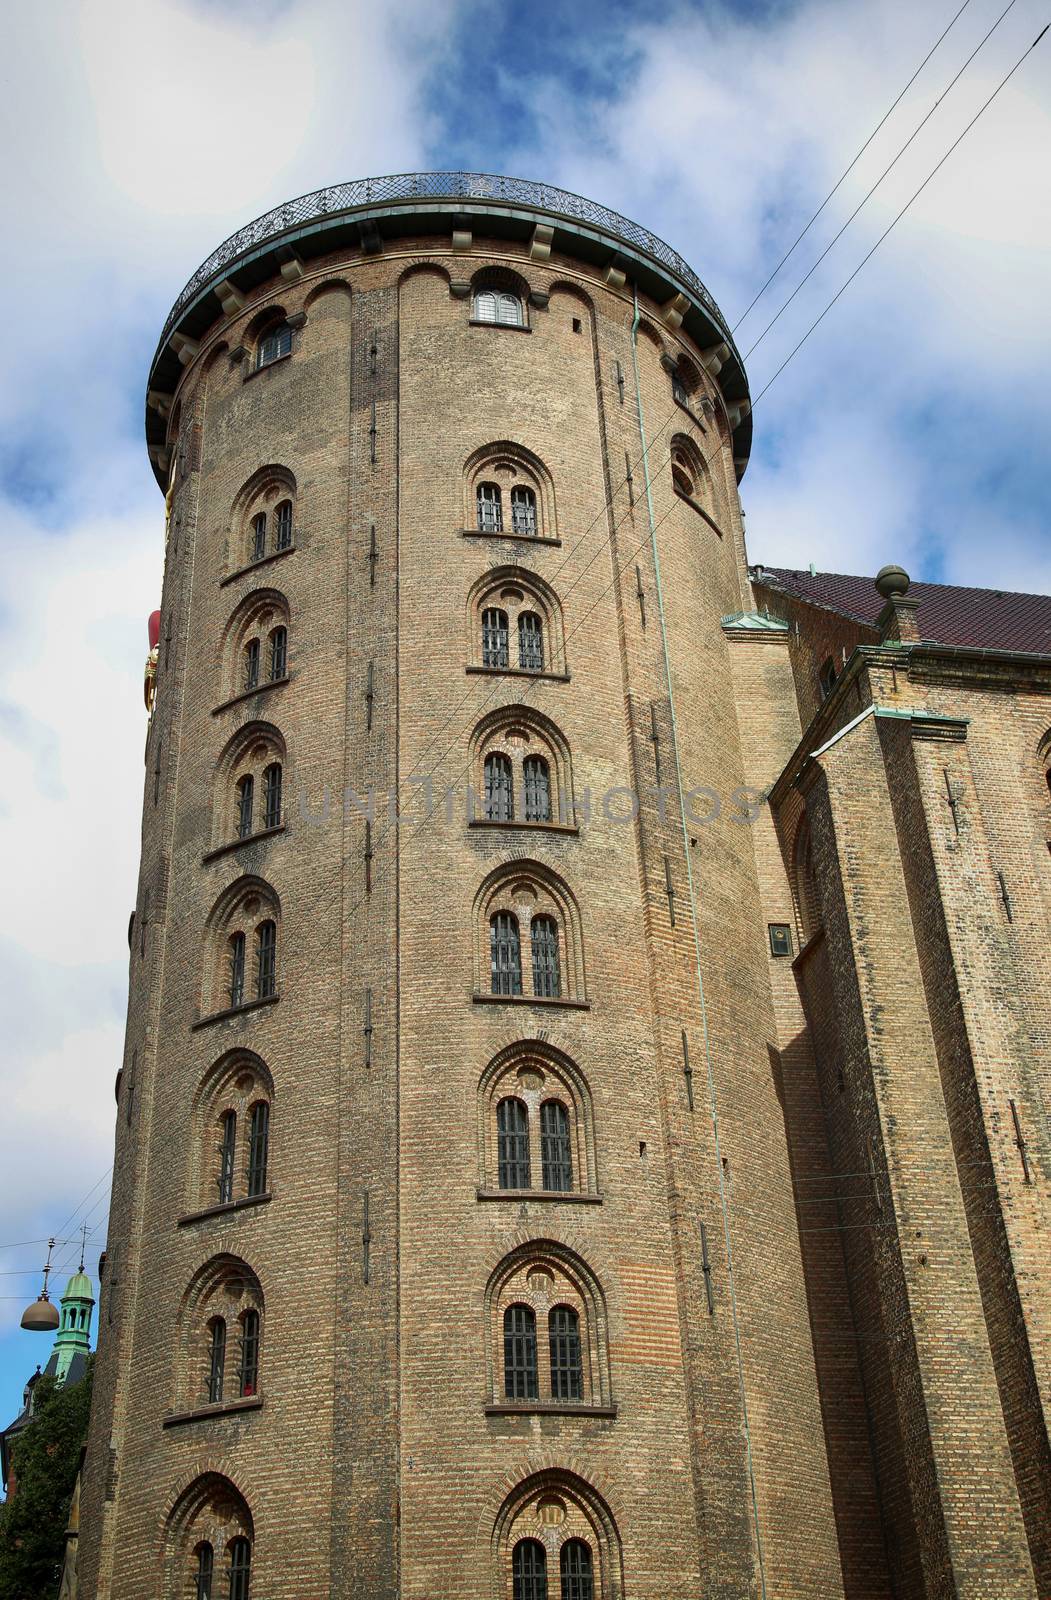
162;1472;254;1600
470;265;530;328
791;815;822;948
228;463;297;573
466;567;567;680
483;1241;615;1415
210;721;287;854
201;875;281;1020
468;705;574;831
490;1469;623;1600
218;588;291;709
187;1050;275;1219
463;440;557;541
670;432;711;508
473;859;586;1007
173;1254;264;1417
477;1041;598;1198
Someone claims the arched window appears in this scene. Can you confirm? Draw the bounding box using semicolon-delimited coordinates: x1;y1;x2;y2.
246;1101;270;1198
268;625;287;681
484;752;514;821
275;499;293;551
482;608;509;668
490;913;522;996
511;485;537;535
229;466;297;577
206;1318;226;1404
531;915;561;999
518;613;544;671
504;1305;538;1398
257;322;292;367
540;1100;572;1191
263;763;282;830
251;512;267;563
477;482;503;533
523;755;551;822
243;638;260;693
238;1309;260;1398
236;776;254;840
672;449;695;499
819;656;837;700
793;819;821;947
255;921;277;1000
513;1539;547;1600
228;933;246;1009
560;1540;593;1600
217;1110;237;1205
474;289;524;327
228;1536;252;1600
549;1306;583;1400
194;1543;214;1600
497;1097;531;1190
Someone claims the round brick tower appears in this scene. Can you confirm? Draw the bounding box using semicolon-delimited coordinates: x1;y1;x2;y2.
80;174;846;1599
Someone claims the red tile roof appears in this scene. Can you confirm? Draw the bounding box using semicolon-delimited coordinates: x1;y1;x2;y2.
752;567;1051;655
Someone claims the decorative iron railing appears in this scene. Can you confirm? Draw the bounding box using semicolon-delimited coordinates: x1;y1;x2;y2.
156;171;738;363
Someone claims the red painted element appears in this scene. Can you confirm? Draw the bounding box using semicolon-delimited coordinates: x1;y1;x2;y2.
148;611;161;650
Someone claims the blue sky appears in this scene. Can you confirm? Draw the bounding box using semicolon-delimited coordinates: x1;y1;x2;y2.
1;0;1048;1451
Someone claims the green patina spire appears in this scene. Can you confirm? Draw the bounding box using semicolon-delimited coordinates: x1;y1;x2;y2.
51;1265;95;1384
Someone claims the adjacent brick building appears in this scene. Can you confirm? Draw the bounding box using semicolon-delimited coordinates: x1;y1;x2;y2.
77;175;1049;1598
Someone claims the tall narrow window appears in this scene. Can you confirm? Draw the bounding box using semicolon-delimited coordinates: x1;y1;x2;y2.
518;612;544;671
228;1537;252;1600
255;921;277;1000
236;775;254;839
482;608;510;669
513;1540;548;1600
194;1543;214;1600
217;1110;237;1205
206;1318;226;1403
510;485;537;535
275;499;293;550
560;1540;593;1600
269;625;287;681
497;1097;531;1189
819;657;837;700
503;1304;538;1399
531;916;561;999
490;912;522;996
258;322;292;366
247;1101;270;1197
238;1309;260;1397
229;932;246;1008
263;763;282;830
477;482;503;533
243;639;260;693
484;753;514;822
251;513;267;563
672;372;690;408
540;1100;572;1191
523;756;551;822
549;1306;583;1400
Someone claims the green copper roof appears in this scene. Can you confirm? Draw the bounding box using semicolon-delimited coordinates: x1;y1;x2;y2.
62;1270;94;1302
721;610;790;631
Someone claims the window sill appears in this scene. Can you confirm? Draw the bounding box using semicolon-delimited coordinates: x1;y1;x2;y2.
674;395;709;432
163;1394;264;1429
192;993;279;1031
673;489;725;539
462;529;561;548
243;347;293;381
468;820;579;837
473;993;590;1011
211;675;290;717
476;1189;601;1205
221;544;297;588
466;666;569;684
791;927;825;972
202;824;286;865
469;320;531;332
484;1401;617;1419
178;1192;273;1228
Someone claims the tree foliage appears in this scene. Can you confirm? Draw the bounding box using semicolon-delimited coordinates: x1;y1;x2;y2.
0;1359;93;1600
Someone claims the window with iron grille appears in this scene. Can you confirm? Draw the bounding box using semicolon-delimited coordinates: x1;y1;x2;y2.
540;1100;572;1191
206;1318;226;1403
255;921;277;999
477;482;503;533
474;289;524;327
257;323;292;367
236;775;254;839
247;1101;270;1197
560;1539;593;1600
263;763;282;830
217;1110;237;1205
531;915;561;998
518;612;544;671
268;625;287;681
513;1539;548;1600
238;1309;260;1397
549;1305;583;1400
497;1097;531;1189
490;912;522;995
251;512;267;563
275;499;293;550
194;1543;214;1600
228;1537;252;1600
243;638;260;693
523;756;551;822
511;485;537;535
484;753;514;821
482;608;510;668
229;932;246;1008
503;1304;538;1398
